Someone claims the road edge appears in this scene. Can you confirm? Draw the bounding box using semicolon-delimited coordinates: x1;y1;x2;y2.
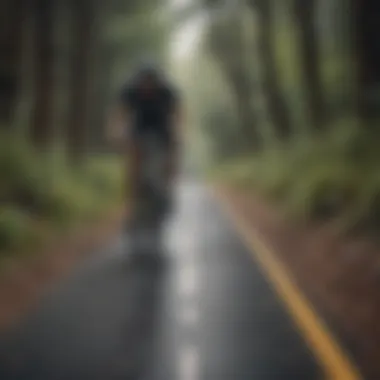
0;208;125;333
214;188;363;380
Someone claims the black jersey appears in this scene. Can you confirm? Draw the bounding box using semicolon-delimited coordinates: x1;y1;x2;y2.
120;80;179;134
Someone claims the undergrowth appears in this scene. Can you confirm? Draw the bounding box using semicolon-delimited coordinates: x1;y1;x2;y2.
0;134;124;257
214;121;380;232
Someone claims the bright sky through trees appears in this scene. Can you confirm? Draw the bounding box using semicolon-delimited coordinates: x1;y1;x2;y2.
170;0;204;60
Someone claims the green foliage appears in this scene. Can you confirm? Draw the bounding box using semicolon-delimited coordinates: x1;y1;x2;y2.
104;0;170;93
0;134;47;210
182;52;246;165
215;121;380;231
0;0;171;258
0;134;124;255
0;206;33;255
195;0;380;233
80;156;124;201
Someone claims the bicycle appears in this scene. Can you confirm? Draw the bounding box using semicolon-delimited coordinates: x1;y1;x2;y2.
127;130;173;255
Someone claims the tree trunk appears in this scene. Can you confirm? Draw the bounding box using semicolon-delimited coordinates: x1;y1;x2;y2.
208;20;262;150
30;0;55;148
0;0;26;129
293;0;327;131
66;0;97;164
250;0;292;140
226;67;261;150
352;0;380;123
90;49;113;152
235;92;260;151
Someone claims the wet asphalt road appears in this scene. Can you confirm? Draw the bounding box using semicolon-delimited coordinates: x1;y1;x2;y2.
0;181;321;380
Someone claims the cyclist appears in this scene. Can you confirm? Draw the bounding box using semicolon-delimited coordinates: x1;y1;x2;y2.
107;60;183;216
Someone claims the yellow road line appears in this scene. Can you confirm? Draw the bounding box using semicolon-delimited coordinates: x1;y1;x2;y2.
216;192;362;380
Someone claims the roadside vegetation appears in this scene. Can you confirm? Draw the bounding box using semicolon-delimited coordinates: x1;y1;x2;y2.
0;132;124;257
0;0;170;260
180;0;380;233
214;125;380;231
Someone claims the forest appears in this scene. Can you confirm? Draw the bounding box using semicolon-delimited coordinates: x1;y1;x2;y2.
0;0;171;254
1;0;380;255
185;0;380;230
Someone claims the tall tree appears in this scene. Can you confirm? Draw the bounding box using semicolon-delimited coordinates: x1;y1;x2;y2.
0;0;26;129
30;0;55;148
220;61;260;150
293;0;327;131
206;8;262;150
66;0;98;163
352;0;380;123
249;0;292;140
87;45;114;152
